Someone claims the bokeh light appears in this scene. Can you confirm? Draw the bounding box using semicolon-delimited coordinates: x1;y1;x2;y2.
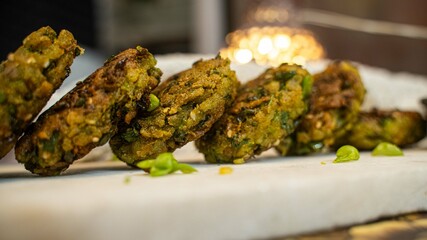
220;26;325;66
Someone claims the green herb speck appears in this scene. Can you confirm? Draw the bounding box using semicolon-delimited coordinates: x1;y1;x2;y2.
123;175;132;184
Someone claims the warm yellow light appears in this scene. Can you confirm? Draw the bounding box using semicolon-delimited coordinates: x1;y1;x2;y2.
257;37;273;55
234;48;253;64
268;48;279;60
292;55;306;65
274;34;291;49
221;26;325;66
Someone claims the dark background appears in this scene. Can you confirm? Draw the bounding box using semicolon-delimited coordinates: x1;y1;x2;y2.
1;0;426;75
0;0;97;59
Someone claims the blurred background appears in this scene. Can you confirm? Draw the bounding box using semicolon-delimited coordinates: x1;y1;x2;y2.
1;0;427;75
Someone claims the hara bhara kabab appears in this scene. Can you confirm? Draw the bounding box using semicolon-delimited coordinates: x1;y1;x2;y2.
275;61;366;156
196;63;312;164
15;46;161;176
0;26;82;158
335;109;426;150
109;56;239;166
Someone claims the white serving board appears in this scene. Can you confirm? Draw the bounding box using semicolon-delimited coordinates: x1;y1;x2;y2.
1;148;427;240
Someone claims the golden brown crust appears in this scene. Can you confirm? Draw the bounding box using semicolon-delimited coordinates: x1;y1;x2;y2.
196;63;312;163
0;26;82;158
110;56;239;165
336;109;426;150
15;47;161;176
276;61;366;155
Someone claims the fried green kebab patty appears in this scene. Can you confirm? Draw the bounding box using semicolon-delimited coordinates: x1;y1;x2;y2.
0;26;82;158
110;56;239;165
196;63;313;164
275;61;366;155
15;47;161;175
335;109;426;150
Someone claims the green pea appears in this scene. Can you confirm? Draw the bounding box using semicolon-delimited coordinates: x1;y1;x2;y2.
371;142;403;156
150;153;175;176
150;167;172;177
135;152;197;176
176;163;197;174
136;159;155;169
147;94;160;111
333;145;360;163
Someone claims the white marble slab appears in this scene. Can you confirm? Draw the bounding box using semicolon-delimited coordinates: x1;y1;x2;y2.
1;148;427;240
